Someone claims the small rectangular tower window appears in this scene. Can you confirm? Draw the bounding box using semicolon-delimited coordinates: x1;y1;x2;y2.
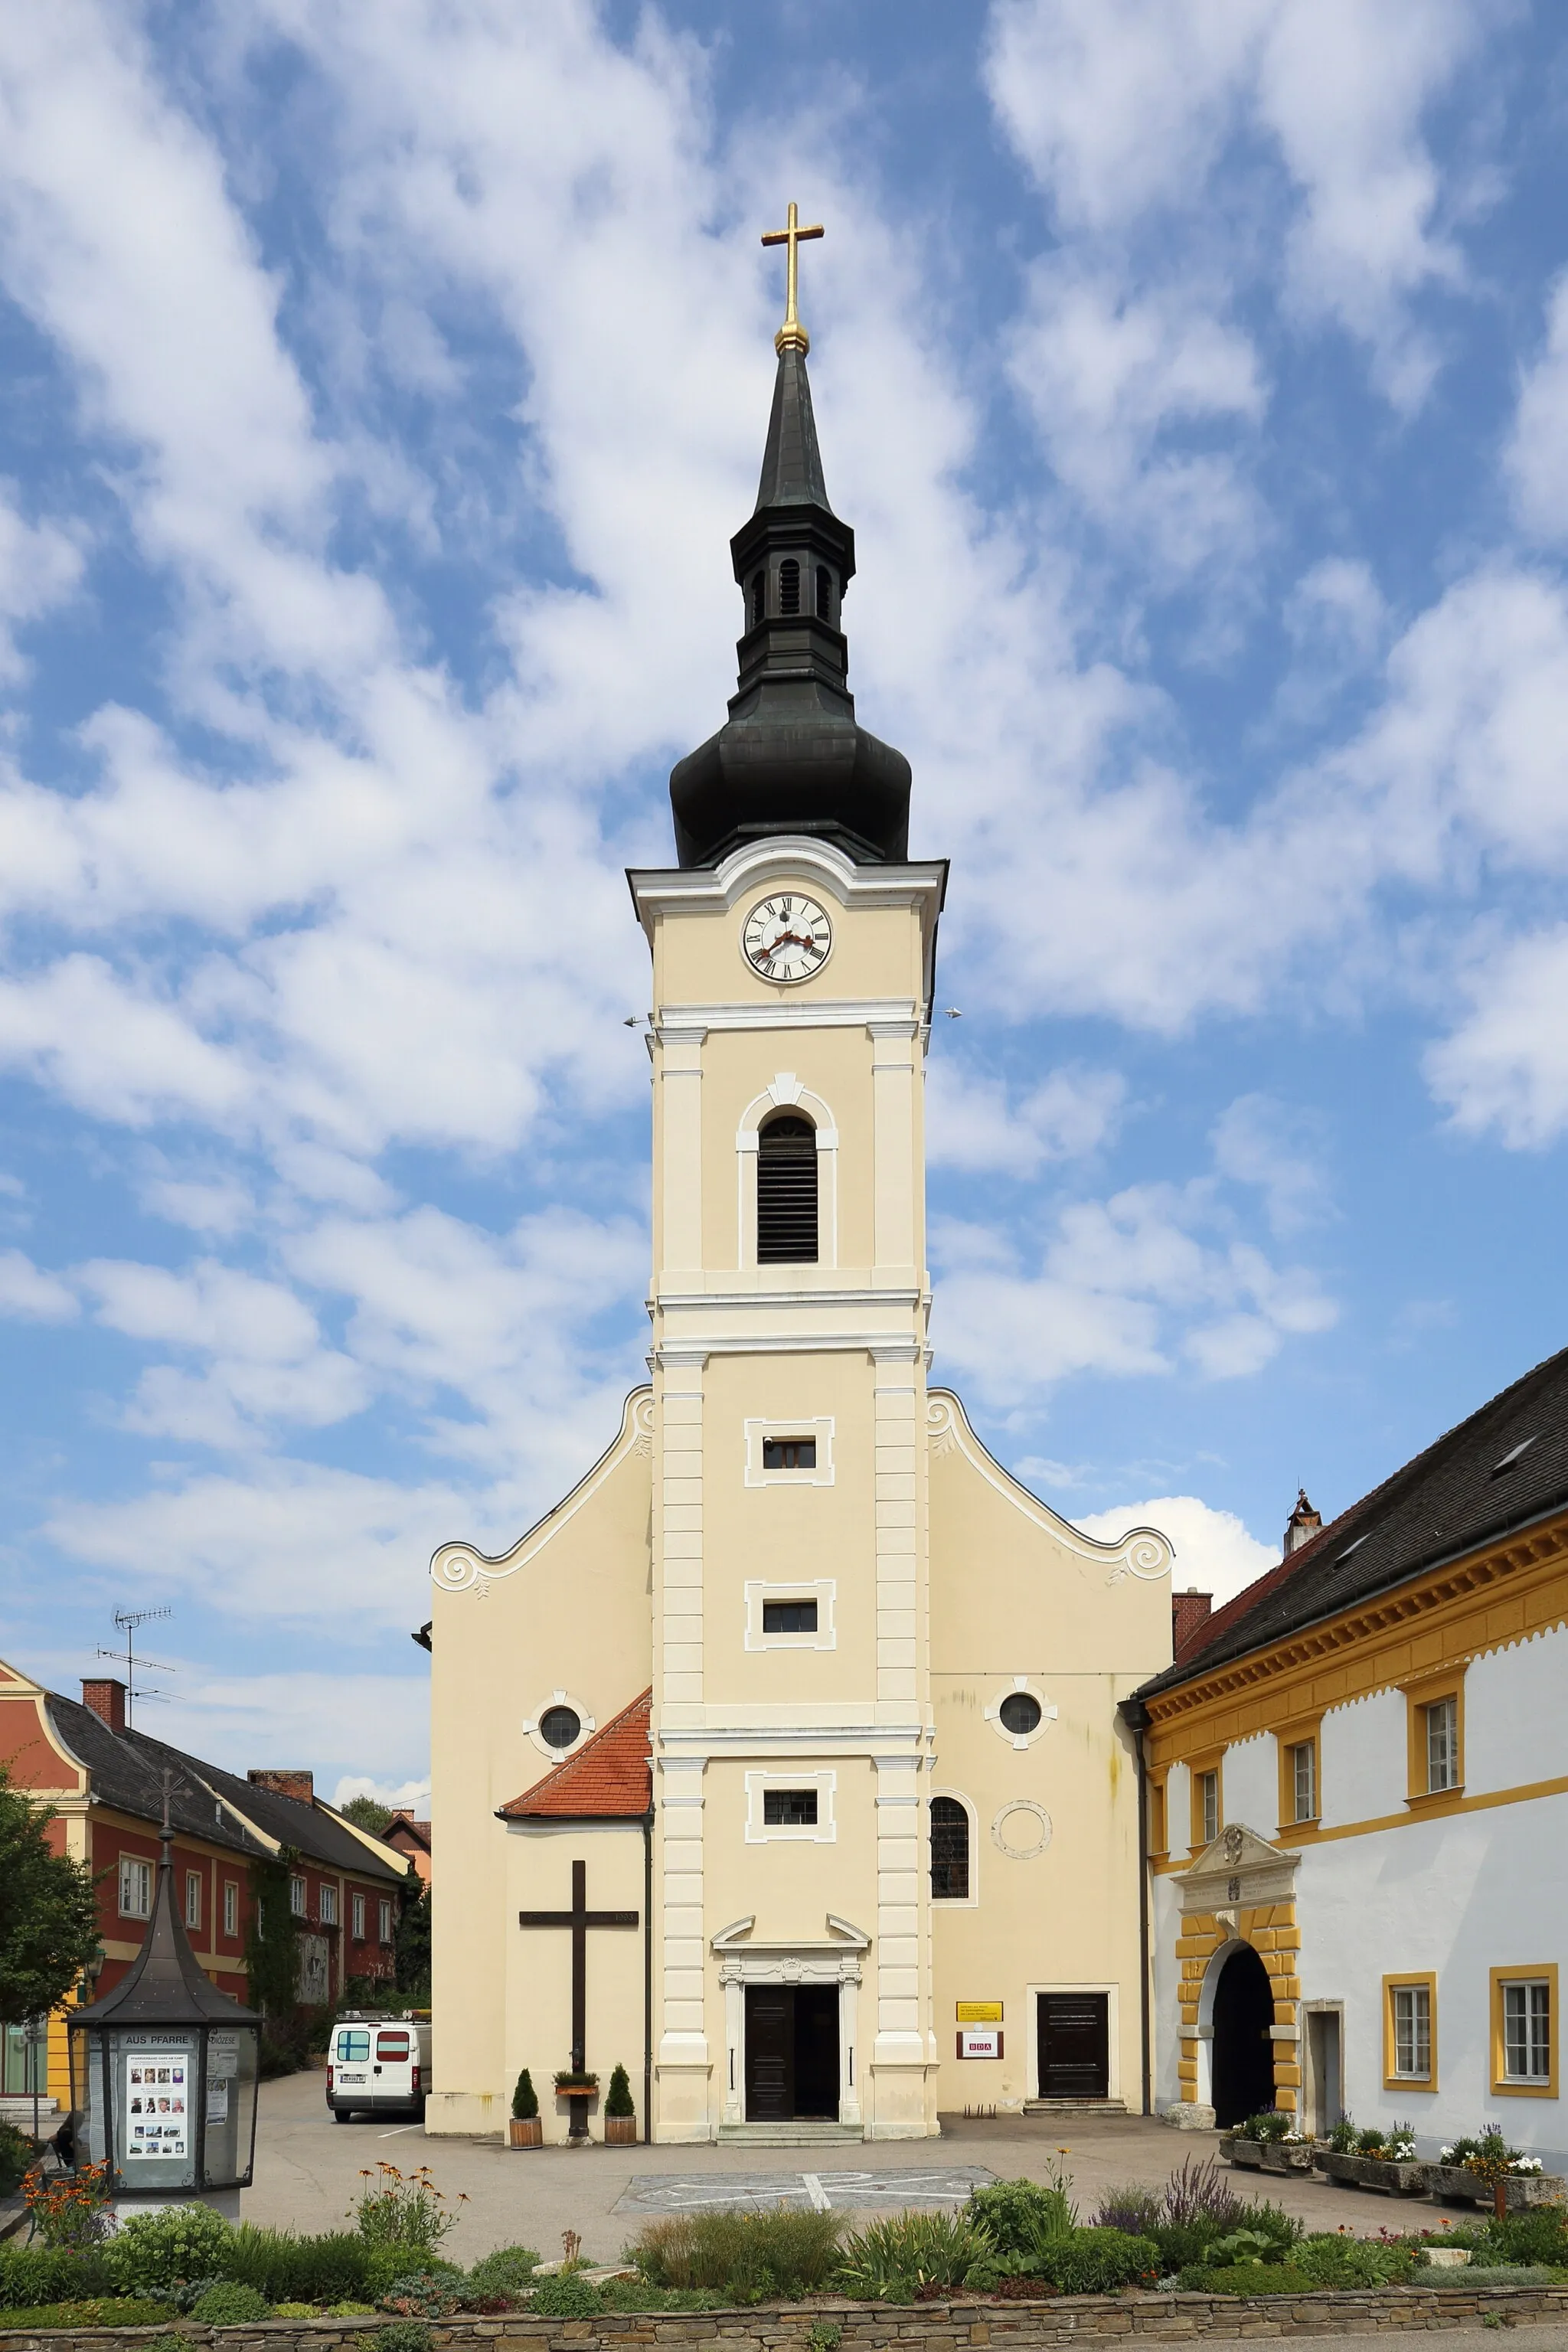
185;1870;202;1929
763;1788;818;1828
224;1880;239;1936
762;1598;818;1634
762;1436;816;1470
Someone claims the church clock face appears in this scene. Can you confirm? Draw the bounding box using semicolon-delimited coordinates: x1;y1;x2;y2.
742;893;832;983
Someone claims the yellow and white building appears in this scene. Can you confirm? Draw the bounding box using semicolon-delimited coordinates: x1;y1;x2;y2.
425;273;1174;2143
1135;1355;1568;2167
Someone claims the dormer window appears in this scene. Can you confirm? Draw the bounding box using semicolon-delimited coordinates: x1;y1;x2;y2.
779;557;801;614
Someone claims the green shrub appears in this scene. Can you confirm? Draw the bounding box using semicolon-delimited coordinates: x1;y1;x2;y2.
1489;2210;1568;2266
222;2225;379;2303
631;2208;843;2299
511;2068;538;2121
372;2323;436;2352
1178;2263;1320;2295
364;2246;459;2299
354;2164;456;2255
964;2177;1074;2256
191;2280;272;2324
0;2300;176;2329
1149;2220;1229;2273
1033;2228;1160;2295
0;2244;115;2307
463;2245;541;2300
605;2062;635;2118
531;2270;603;2316
835;2210;993;2300
1204;2228;1289;2269
1093;2187;1165;2236
1296;2234;1414;2288
1236;2112;1293;2143
378;2270;464;2318
108;2202;237;2296
1432;2264;1557;2287
0;2123;37;2197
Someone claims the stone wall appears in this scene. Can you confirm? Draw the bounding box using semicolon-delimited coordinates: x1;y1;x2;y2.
6;2288;1568;2351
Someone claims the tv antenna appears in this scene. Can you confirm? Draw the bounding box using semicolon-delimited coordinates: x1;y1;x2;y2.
98;1607;177;1728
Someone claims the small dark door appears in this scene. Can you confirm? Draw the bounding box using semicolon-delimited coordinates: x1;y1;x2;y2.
1037;1992;1110;2099
746;1986;792;2120
1211;1944;1277;2126
745;1984;840;2121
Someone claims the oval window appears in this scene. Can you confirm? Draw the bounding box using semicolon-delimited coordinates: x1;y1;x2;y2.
999;1690;1042;1736
538;1704;582;1749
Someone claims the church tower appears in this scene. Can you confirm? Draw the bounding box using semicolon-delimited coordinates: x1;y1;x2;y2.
424;215;1172;2148
629;208;946;2138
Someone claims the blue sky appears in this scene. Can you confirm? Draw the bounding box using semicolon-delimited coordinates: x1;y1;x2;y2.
3;0;1568;1803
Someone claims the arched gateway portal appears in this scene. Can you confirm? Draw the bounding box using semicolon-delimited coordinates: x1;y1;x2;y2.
1210;1942;1277;2125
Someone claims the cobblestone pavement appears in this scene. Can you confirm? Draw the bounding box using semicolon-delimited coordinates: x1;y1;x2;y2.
245;2069;1496;2265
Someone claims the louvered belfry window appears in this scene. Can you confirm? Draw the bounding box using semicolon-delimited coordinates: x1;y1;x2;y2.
757;1113;818;1263
779;557;801;614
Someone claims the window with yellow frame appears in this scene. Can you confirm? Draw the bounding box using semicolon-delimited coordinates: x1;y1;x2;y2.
1400;1668;1465;1805
1383;1971;1438;2091
1275;1715;1322;1830
1187;1752;1222;1851
1147;1771;1168;1859
1491;1965;1558;2098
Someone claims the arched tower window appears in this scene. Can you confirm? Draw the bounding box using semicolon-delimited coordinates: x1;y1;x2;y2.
931;1797;969;1900
749;571;764;628
757;1112;817;1263
779;557;801;615
815;565;832;620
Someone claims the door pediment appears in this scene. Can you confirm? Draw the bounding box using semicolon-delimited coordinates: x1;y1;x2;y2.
1174;1821;1298;1915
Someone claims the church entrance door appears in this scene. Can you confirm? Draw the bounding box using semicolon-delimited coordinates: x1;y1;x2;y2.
744;1984;838;2120
1036;1993;1109;2099
1210;1943;1276;2125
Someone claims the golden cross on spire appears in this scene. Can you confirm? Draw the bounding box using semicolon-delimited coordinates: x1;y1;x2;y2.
762;201;824;356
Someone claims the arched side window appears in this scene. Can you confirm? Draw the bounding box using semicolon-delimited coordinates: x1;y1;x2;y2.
931;1797;970;1901
815;565;832;621
757;1112;818;1263
779;557;801;614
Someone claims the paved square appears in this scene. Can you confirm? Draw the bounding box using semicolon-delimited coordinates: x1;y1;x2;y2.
614;2165;996;2215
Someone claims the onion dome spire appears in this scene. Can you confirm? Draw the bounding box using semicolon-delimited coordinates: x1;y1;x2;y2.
668;207;912;870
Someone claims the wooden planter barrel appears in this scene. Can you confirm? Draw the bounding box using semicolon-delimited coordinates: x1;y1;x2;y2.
604;2115;639;2145
508;2116;544;2148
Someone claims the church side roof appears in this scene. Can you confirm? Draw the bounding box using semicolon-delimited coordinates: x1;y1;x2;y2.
498;1690;652;1821
1138;1342;1568;1699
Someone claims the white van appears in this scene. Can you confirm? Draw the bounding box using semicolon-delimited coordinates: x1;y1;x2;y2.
326;2011;433;2122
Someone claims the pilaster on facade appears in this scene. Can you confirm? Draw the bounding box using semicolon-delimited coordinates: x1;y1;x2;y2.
874;1348;923;1712
658;1355;706;1722
655;1751;710;2133
868;1018;920;1275
658;1028;704;1274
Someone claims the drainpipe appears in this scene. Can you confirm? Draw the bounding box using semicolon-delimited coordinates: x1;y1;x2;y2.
642;1808;654;2144
1119;1696;1153;2118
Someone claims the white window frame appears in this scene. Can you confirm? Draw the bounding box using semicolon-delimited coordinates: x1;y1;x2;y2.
223;1880;238;1936
1291;1740;1317;1824
1391;1983;1432;2079
1199;1769;1220;1847
744;1768;837;1844
1502;1978;1552;2082
289;1873;307;1916
744;1577;837;1651
743;1416;836;1488
185;1870;202;1929
521;1687;596;1762
318;1882;338;1926
1426;1697;1459;1792
351;1891;366;1941
119;1856;152;1920
378;1898;394;1945
984;1674;1059;1752
735;1074;839;1270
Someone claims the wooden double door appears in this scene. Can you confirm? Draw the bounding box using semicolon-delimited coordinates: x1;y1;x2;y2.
744;1984;839;2121
1037;1992;1110;2099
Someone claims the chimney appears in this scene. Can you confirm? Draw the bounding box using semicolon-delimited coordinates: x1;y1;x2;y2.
82;1678;128;1734
1284;1488;1323;1556
1171;1588;1213;1656
248;1768;315;1805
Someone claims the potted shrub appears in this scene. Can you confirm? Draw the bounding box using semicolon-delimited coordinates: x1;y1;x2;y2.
1426;2130;1563;2212
603;2062;638;2146
1219;2112;1313;2172
1312;2118;1426;2196
508;2067;542;2148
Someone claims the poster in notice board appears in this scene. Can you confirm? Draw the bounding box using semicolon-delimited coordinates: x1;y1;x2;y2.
123;2048;189;2161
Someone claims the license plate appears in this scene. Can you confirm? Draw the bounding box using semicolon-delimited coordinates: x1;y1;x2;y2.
338;2073;367;2083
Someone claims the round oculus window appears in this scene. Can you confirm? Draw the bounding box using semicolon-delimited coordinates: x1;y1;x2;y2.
998;1690;1043;1736
538;1704;582;1750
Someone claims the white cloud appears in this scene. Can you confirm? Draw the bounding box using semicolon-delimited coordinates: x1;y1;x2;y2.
155;1674;430;1787
0;1246;78;1322
1210;1093;1331;1233
333;1772;430;1817
0;483;82;682
1506;271;1568;544
1424;926;1568;1147
932;1177;1336;1408
1076;1491;1278;1607
927;1060;1125;1178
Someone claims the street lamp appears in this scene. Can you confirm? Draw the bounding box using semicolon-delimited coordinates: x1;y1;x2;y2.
68;1783;261;2219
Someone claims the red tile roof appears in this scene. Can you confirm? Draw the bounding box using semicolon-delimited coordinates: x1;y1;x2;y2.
498;1689;652;1820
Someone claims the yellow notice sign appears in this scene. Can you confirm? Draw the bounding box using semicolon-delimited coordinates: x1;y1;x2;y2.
956;2001;1003;2024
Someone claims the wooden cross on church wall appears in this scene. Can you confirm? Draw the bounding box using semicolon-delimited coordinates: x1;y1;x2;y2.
518;1858;639;2075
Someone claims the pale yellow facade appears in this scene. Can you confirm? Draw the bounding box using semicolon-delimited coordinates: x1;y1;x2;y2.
427;835;1173;2141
